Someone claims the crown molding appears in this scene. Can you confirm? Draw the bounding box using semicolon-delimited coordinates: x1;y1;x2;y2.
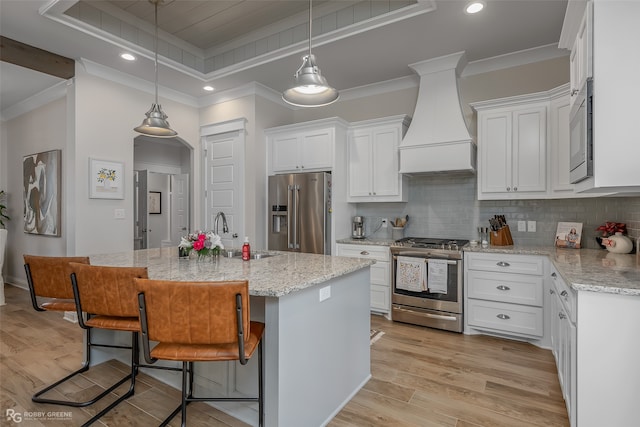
463;43;569;77
79;58;199;108
198;81;285;108
1;79;70;122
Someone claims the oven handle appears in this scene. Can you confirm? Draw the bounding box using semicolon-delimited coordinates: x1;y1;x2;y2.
392;255;458;265
393;306;458;321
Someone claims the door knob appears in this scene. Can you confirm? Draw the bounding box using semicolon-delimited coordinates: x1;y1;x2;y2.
232;233;238;238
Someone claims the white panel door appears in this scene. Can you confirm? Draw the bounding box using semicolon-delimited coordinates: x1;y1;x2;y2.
170;174;189;245
300;129;333;170
513;106;547;193
204;131;244;249
348;132;373;197
271;134;299;172
480;112;511;193
372;127;400;196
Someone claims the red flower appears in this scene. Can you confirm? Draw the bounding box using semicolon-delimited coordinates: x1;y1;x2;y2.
596;221;626;237
192;240;205;251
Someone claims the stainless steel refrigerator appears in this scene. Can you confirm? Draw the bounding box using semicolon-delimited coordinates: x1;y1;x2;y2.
268;172;331;255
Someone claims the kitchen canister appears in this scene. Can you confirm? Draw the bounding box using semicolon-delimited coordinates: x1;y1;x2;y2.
392;226;404;241
604;232;633;254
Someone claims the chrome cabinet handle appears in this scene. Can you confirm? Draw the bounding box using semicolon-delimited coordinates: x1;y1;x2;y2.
560;290;568;297
360;251;370;255
513;187;518;191
551;272;557;278
496;261;510;267
559;312;566;320
571;88;579;95
506;187;511;191
497;314;510;320
496;285;511;291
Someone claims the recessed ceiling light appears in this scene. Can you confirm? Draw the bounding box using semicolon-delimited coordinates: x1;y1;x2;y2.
465;1;485;14
120;53;136;61
203;85;215;92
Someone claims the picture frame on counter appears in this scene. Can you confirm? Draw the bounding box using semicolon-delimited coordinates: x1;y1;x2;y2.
555;221;583;249
89;158;124;199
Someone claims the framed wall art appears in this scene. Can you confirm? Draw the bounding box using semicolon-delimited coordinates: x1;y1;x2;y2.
89;158;124;199
148;191;161;214
23;149;61;236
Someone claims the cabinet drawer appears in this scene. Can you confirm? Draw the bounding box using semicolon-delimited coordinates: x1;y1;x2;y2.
467;270;543;306
550;264;576;323
370;262;390;286
336;244;389;262
466;253;544;275
467;299;543;337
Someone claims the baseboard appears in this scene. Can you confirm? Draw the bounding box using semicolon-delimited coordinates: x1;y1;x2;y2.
320;373;372;427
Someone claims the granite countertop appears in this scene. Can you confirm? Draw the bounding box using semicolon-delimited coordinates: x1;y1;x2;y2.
466;244;640;296
336;237;396;246
89;248;374;298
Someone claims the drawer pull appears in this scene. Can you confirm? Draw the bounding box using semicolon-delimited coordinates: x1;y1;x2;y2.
550;289;555;295
560;290;568;297
559;312;566;320
496;261;510;267
551;272;557;278
496;285;511;291
496;313;510;320
360;251;370;256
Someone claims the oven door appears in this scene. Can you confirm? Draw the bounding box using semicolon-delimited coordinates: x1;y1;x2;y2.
391;253;463;314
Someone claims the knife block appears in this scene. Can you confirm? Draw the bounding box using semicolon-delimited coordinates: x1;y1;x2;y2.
490;226;514;246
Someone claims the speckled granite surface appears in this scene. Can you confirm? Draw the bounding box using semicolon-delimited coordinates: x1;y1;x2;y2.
336;237;396;246
89;248;374;298
465;245;640;296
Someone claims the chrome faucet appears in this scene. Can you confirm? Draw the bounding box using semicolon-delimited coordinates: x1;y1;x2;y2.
214;211;228;235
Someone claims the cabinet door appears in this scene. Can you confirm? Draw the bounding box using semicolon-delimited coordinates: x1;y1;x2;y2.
550;95;574;195
371;127;400;197
512;106;546;193
300;129;333;170
271;134;300;172
480;111;512;194
348;132;373;197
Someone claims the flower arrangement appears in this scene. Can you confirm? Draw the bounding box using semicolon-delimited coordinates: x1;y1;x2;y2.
596;221;627;237
97;168;117;183
179;230;224;258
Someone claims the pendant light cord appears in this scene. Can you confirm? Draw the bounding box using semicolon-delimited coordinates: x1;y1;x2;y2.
154;0;159;105
308;0;312;58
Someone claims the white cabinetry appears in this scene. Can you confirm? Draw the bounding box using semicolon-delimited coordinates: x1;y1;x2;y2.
465;252;545;339
347;115;410;202
549;89;574;196
549;265;577;427
560;0;640;192
336;243;391;315
267;118;348;174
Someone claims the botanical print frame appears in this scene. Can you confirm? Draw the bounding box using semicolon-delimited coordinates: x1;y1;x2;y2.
23;149;61;236
555;221;583;249
148;191;161;214
89;158;124;199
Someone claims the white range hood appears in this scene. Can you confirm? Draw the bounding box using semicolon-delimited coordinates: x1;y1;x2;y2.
399;51;476;174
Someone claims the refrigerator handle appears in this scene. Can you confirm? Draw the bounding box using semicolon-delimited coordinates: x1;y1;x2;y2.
287;184;294;249
294;185;300;249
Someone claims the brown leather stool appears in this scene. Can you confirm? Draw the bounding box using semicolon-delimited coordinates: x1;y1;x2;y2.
69;263;148;426
136;279;265;427
23;255;99;407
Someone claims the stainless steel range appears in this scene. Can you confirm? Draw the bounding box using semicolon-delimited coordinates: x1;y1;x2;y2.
391;237;469;333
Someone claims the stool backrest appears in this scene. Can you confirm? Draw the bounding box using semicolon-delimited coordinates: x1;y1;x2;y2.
24;255;90;299
135;279;250;345
70;263;148;317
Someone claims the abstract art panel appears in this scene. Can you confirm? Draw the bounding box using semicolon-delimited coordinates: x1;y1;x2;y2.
23;149;61;236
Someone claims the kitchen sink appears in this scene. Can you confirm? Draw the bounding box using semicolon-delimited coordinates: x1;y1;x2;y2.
224;250;278;260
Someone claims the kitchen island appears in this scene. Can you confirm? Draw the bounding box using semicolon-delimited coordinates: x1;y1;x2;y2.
88;248;375;427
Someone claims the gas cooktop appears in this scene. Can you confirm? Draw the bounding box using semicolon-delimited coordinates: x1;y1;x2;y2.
393;237;470;251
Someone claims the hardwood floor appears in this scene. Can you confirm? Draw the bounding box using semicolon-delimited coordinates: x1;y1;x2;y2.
1;284;568;426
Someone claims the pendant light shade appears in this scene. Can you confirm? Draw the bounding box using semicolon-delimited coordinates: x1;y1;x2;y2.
134;0;177;137
282;0;339;107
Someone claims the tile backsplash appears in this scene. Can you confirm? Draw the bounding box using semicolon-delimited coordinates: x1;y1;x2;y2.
355;174;640;249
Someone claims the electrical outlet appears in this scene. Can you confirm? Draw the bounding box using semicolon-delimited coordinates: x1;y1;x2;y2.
381;218;388;228
527;220;537;232
319;286;331;302
114;209;125;219
517;221;526;232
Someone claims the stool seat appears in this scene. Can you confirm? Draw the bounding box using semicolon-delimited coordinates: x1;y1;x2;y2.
85;316;141;332
151;322;265;362
41;300;76;311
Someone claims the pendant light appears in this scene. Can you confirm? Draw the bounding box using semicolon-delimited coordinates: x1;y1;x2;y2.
134;0;177;137
282;0;339;107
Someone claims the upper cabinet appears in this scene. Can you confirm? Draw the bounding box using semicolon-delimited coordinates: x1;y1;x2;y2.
560;0;640;193
347;115;410;203
267;118;348;175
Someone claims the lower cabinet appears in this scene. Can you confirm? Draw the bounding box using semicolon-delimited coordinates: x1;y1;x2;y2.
549;265;577;427
336;243;390;315
465;252;545;339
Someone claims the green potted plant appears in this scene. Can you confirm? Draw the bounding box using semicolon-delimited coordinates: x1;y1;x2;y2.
0;190;8;305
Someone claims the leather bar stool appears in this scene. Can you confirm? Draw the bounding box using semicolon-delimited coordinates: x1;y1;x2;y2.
23;255;99;406
69;262;148;426
136;279;265;427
